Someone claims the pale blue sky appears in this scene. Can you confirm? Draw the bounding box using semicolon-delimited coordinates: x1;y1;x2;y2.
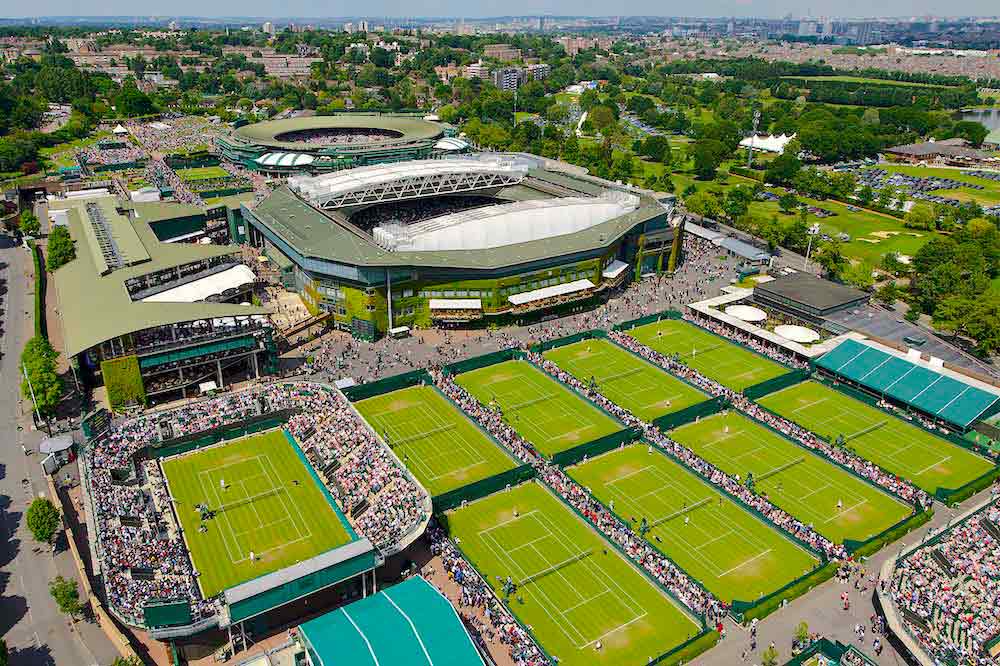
10;0;1000;19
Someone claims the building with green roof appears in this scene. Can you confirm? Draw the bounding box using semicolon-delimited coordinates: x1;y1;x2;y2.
50;195;276;406
297;575;485;666
242;154;676;339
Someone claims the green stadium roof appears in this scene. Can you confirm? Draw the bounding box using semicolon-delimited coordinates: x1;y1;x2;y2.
299;576;484;666
249;173;664;271
51;196;266;357
234;115;443;151
815;338;1000;429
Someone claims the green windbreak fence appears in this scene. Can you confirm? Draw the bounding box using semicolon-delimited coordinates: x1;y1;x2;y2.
143;600;192;628
341;370;431;402
742;369;810;401
613;309;684;331
844;507;933;557
552;427;641;467
432;465;536;512
530;329;607;353
653;397;724;431
444;349;524;376
149;412;292;459
730;561;838;624
935;466;1000;505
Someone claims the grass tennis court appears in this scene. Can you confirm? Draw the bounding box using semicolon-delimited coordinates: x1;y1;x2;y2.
354;385;518;496
543;339;707;422
162;430;353;598
456;360;622;457
626;319;788;391
670;412;911;544
447;481;701;666
759;381;995;494
176;165;230;181
569;444;820;604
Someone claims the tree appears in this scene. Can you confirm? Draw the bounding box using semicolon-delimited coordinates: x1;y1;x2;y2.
684;191;721;220
949;120;989;147
722;187;753;223
110;658;142;666
813;241;848;278
46;226;76;271
933;296;975;338
761;645;779;666
778;192;799;214
966;295;1000;355
640;135;671;163
20;336;62;417
49;576;82;621
0;637;7;666
874;281;901;307
692;138;727;180
764;147;801;184
19;210;40;236
795;621;811;645
904;203;936;231
26;497;60;544
588;105;615;132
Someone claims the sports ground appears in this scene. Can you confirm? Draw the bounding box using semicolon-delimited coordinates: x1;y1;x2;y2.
175;165;231;182
456;361;622;457
543;338;707;422
670;412;912;544
354;385;518;496
161;430;354;598
759;381;995;494
568;445;820;604
446;481;701;666
625;319;788;391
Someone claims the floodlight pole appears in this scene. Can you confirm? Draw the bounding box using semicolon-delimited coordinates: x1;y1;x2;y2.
747;110;760;169
22;362;50;435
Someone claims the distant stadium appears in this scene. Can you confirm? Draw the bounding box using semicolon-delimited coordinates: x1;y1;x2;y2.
241;153;677;339
216;114;462;174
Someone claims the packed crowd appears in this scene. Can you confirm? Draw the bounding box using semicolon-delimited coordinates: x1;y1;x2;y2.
889;499;1000;666
608;329;932;509
78;143;147;166
127;117;224;155
684;312;810;370
144;159;203;205
277;128;404;145
86;381;428;623
427;524;549;666
352;195;498;231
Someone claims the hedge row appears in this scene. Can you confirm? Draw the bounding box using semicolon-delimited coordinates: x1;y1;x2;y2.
729;165;765;182
851;509;935;560
29;241;46;339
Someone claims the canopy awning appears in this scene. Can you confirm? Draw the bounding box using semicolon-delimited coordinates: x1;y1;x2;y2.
40;434;74;454
142;265;256;303
602;260;629;279
429;298;482;310
509;279;595;306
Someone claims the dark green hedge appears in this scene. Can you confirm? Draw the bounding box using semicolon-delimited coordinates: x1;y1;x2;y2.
654;630;720;666
29;241;46;338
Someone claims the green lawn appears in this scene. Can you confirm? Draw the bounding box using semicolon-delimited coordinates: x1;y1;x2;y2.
355;385;518;496
626;319;788;392
568;444;820;604
781;75;955;88
456;360;622;457
670;412;912;544
446;482;701;666
161;430;353;598
543;339;707;422
759;381;995;494
176;165;231;181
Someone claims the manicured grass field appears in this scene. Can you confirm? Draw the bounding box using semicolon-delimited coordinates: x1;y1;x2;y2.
446;482;701;666
568;445;820;604
758;381;995;494
670;412;912;544
543;339;707;422
354;385;518;496
162;430;353;598
176;165;230;181
626;319;788;391
456;360;622;457
781;75;955;88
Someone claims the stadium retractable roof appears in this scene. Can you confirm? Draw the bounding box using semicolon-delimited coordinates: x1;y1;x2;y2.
815;338;1000;429
298;576;484;666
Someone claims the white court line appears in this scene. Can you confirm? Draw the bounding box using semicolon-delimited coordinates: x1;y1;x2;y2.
606;465;655;486
717;549;773;577
578;613;649;650
824;499;868;524
478;509;540;535
791;397;828;414
914;456;951;476
702;429;745;448
797;482;833;502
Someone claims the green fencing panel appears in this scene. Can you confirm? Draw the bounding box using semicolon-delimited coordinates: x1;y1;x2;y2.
148;414;292;459
743;369;810;401
613;309;684;331
651;629;720;666
730;561;838;623
194;186;254;199
432;465;536;513
143;600;193;628
552;427;641;467
341;370;431;402
444;349;524;376
530;330;608;353
652;398;725;431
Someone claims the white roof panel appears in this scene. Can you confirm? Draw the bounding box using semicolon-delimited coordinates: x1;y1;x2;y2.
142;265;256;303
509;279;595;306
429;298;482;310
602;259;629;279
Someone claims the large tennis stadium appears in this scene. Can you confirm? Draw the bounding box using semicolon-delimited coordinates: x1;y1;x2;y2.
239;153;677;339
216;114;465;174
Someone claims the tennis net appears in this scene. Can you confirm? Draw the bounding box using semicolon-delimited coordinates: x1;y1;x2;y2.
508;394;556;412
595;367;643;384
677;342;725;360
649;497;712;528
217;487;286;513
845;420;887;443
393;424;456;446
757;457;805;482
517;550;592;587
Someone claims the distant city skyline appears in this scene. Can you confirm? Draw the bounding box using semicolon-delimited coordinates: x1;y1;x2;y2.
5;0;1000;21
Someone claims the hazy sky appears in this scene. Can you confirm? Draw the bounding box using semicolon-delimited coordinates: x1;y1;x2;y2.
10;0;1000;19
